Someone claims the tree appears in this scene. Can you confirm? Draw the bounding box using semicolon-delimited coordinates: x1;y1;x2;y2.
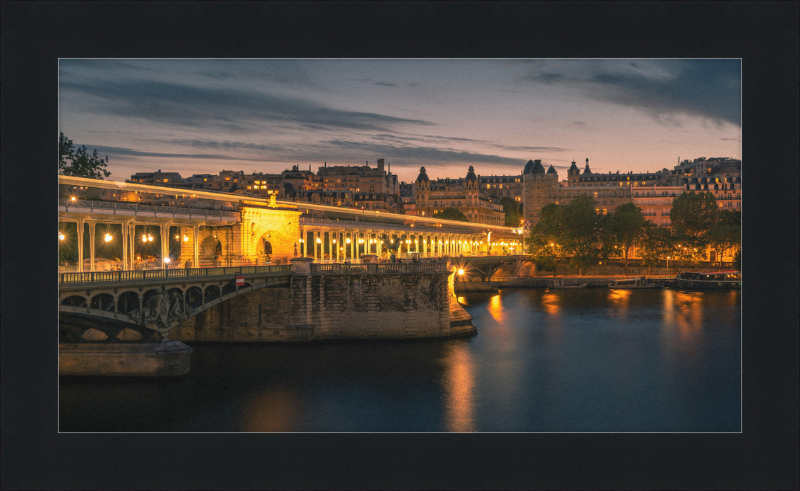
605;203;647;275
59;132;111;179
560;195;601;275
638;222;674;274
435;207;469;222
525;203;562;276
499;196;522;227
705;222;741;267
717;208;741;227
670;191;717;238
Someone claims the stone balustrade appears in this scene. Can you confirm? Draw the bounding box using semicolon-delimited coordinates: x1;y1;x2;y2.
59;265;292;285
310;262;448;274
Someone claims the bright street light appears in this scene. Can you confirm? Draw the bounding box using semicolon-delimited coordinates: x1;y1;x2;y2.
59;233;65;241
104;233;112;242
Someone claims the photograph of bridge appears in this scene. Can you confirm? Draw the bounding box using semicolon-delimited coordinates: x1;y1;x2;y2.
58;58;743;435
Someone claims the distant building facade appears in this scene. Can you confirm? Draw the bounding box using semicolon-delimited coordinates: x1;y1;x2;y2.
414;166;505;226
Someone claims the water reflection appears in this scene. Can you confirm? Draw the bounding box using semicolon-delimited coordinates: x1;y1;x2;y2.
664;290;705;339
487;294;503;321
540;292;560;316
240;387;300;432
607;289;631;320
442;341;476;432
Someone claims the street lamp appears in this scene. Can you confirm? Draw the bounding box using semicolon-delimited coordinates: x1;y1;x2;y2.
104;233;112;242
58;233;65;241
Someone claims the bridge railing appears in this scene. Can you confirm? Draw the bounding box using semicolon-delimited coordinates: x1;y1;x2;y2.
59;265;292;285
311;262;448;274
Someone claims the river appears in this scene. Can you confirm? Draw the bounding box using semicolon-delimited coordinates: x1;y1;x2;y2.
59;288;741;432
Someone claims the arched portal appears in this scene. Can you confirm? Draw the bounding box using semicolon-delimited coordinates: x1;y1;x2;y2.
258;233;273;264
199;236;221;267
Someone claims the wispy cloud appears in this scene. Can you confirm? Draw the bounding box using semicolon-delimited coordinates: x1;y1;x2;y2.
523;60;741;127
84;145;268;162
60;78;436;134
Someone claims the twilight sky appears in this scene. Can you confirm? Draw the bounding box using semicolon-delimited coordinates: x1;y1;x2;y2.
59;59;741;183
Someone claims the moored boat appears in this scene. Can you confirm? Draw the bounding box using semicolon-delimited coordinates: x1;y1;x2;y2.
549;280;588;289
608;277;662;289
675;271;741;289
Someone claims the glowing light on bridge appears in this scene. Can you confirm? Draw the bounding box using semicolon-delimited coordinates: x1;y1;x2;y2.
104;233;112;242
59;233;65;241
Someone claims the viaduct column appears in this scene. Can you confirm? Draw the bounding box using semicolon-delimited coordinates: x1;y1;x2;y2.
160;222;170;268
121;219;129;270
193;223;200;267
77;218;85;272
88;221;96;272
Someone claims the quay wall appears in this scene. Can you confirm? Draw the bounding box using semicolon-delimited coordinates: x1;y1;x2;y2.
170;271;473;342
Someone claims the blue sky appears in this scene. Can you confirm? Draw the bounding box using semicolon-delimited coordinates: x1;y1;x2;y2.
59;59;741;183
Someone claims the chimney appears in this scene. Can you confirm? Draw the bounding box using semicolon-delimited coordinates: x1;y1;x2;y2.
377;158;385;172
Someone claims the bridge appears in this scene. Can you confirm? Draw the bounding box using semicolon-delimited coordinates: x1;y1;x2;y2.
449;254;530;281
59;175;527;272
59;265;292;343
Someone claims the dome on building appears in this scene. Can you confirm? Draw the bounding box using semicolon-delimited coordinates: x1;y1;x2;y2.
416;166;430;182
465;165;478;182
526;159;545;175
523;159;535;174
546;164;557;175
583;158;592;175
568;160;579;173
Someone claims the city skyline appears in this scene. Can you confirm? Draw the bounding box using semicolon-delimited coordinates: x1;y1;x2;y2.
59;59;741;183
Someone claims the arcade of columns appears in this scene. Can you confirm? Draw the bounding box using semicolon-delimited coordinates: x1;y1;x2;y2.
58;215;241;272
59;206;522;272
295;226;496;261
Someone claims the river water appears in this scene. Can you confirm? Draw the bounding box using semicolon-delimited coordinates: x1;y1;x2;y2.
59;288;741;432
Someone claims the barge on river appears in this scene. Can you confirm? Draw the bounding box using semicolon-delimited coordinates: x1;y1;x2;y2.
608;277;662;289
675;271;741;289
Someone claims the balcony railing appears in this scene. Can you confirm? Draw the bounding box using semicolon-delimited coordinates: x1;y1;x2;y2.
311;262;448;274
59;265;292;285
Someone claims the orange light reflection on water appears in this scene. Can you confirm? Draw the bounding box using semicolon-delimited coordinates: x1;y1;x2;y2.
487;294;504;322
663;290;705;340
239;388;300;432
607;289;631;320
443;342;476;432
540;292;560;316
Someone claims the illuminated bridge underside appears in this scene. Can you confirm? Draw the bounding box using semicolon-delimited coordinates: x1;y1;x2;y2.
451;255;528;280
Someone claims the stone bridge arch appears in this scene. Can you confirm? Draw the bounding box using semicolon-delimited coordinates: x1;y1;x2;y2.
59;274;290;343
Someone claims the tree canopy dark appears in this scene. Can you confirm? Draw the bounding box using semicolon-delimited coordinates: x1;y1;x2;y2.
670;191;717;238
434;207;469;222
59;132;111;179
499;196;523;227
603;202;647;275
